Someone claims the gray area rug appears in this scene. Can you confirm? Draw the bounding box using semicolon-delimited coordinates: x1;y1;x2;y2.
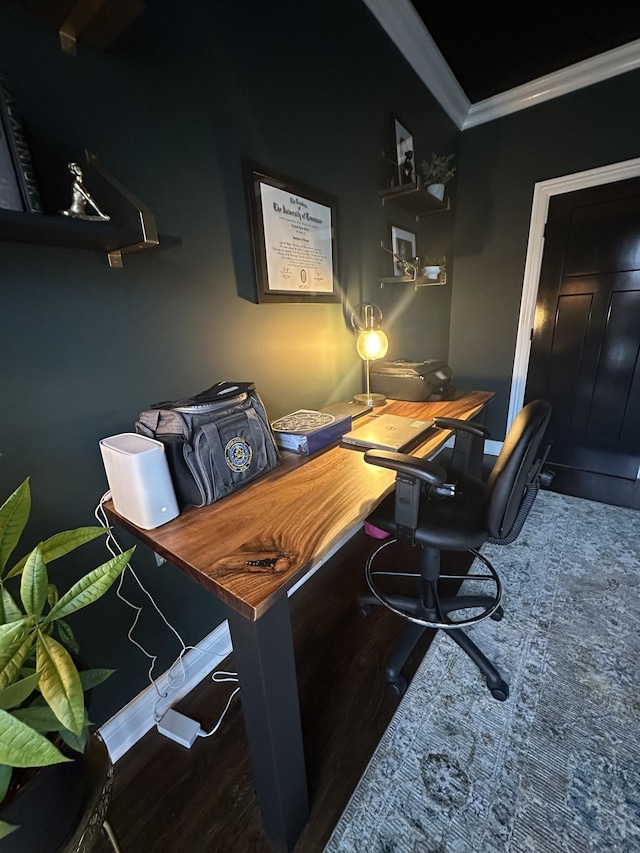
324;490;640;852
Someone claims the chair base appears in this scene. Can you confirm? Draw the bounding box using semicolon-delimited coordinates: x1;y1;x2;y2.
357;540;509;701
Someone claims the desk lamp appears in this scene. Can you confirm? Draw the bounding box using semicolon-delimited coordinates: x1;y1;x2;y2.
351;303;389;407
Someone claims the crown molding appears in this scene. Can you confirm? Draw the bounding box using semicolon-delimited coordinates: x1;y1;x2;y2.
362;1;640;131
464;39;640;128
362;0;470;129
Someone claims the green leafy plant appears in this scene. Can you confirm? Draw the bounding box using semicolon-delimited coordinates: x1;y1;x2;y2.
419;153;456;185
0;478;133;839
421;253;447;268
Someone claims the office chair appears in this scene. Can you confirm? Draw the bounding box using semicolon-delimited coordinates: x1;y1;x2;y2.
357;399;551;701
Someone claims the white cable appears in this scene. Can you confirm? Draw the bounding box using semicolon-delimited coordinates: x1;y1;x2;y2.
197;671;240;738
94;492;240;730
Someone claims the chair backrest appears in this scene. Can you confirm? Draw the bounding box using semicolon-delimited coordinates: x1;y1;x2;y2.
484;400;551;541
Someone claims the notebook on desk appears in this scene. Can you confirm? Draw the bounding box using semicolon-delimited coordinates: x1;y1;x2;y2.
341;414;435;452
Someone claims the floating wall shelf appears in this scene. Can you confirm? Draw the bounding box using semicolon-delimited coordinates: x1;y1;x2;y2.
378;177;450;220
0;151;181;268
379;271;447;291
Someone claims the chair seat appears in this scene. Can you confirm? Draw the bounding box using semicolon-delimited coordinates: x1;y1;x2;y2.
368;472;488;551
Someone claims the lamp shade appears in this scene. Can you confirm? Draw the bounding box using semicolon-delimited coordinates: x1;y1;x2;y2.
356;328;388;361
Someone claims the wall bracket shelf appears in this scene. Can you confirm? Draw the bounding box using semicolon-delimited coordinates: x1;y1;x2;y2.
379;272;447;291
378;177;450;220
0;150;181;267
378;241;447;290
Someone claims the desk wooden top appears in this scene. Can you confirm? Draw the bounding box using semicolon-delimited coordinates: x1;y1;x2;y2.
104;391;493;620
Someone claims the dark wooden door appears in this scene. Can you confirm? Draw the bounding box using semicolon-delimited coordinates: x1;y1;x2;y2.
525;176;640;503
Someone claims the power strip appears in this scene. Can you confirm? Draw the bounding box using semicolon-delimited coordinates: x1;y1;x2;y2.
157;709;200;748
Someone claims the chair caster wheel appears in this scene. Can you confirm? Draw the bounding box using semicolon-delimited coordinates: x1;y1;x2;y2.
356;602;373;618
490;606;504;621
387;676;407;697
489;680;509;701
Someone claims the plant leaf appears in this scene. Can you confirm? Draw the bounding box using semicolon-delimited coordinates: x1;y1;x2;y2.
55;618;79;655
46;583;59;609
0;708;71;767
5;526;108;580
20;545;48;616
0;620;31;688
0;480;30;577
46;548;133;622
79;668;114;691
36;634;84;735
0;820;18;839
0;587;24;623
0;634;34;690
0;764;12;804
0;672;41;711
12;705;67;733
59;715;90;754
0;619;28;659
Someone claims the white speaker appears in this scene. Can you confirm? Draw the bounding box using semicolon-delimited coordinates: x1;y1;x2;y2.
99;433;180;530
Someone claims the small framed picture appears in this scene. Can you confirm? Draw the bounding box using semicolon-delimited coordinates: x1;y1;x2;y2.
393;116;415;186
0;73;42;213
391;225;417;276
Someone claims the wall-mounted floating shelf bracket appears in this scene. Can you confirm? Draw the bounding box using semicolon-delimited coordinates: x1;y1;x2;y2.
81;150;162;267
55;0;146;55
378;242;447;290
378;177;450;220
379;271;447;291
0;149;181;267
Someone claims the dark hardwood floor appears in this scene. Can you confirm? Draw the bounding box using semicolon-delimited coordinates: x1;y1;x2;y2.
92;531;472;853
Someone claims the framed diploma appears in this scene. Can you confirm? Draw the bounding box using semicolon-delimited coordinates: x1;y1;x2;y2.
244;162;340;303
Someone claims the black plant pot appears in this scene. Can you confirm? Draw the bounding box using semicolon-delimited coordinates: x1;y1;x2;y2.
0;748;89;853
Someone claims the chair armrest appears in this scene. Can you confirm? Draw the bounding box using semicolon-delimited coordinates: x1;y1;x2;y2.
364;450;447;486
433;417;491;439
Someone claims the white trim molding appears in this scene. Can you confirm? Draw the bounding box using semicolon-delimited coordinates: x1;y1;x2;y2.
361;0;470;129
98;620;233;763
361;1;640;131
507;156;640;433
464;39;640;129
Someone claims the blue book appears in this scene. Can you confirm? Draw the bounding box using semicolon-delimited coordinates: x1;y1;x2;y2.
271;409;352;455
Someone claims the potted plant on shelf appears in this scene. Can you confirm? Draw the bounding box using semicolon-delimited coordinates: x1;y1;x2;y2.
419;153;456;201
0;477;133;850
421;253;447;281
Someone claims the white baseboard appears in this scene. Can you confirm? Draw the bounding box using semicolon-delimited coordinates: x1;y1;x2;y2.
98;620;233;763
98;524;363;763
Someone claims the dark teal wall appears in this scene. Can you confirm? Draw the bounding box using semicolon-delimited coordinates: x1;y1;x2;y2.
0;1;459;723
451;69;640;438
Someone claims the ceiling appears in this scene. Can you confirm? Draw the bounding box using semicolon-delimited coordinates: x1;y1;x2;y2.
409;0;640;104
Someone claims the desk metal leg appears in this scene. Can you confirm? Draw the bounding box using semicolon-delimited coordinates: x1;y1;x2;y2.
225;596;309;851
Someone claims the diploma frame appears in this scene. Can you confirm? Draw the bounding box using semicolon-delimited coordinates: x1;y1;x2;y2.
244;161;340;303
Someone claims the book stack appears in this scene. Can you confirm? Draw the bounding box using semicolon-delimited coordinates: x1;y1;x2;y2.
270;409;352;455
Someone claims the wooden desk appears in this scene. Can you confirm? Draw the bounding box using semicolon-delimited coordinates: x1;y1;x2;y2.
105;391;493;850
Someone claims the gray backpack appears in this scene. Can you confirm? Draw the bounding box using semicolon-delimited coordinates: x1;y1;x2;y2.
135;381;279;508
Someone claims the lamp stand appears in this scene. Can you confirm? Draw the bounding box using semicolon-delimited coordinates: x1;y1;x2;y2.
353;360;386;407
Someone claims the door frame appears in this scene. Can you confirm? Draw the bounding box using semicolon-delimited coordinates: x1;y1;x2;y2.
507;156;640;437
